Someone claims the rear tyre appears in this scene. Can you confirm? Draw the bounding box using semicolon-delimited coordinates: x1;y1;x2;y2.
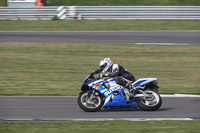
137;90;162;111
78;91;104;112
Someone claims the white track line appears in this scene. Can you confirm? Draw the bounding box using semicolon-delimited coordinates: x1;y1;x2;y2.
161;94;200;97
135;43;190;45
0;118;194;121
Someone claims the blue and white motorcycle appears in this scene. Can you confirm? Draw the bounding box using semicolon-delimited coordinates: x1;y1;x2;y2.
78;72;162;112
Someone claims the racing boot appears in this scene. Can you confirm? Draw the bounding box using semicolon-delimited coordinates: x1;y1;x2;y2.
125;83;135;98
124;84;135;103
130;85;145;93
123;88;130;102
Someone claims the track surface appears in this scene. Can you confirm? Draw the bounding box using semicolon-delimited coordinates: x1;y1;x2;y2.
0;96;200;120
0;31;200;120
0;31;200;43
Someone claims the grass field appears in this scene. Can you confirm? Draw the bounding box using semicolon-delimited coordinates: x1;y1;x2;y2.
1;0;200;6
0;0;6;6
0;20;200;31
0;120;200;133
50;0;200;6
0;42;199;95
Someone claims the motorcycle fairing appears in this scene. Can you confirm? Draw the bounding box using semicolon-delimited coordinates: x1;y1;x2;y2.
81;74;97;91
132;78;157;86
89;78;138;107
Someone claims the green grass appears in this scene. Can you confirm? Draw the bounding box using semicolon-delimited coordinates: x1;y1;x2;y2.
50;0;200;6
0;0;6;6
0;42;199;96
1;0;200;6
0;20;200;31
0;120;200;133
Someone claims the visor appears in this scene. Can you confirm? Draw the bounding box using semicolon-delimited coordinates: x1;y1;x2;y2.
100;63;107;70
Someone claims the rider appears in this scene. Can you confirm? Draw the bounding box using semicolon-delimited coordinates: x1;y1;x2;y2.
93;58;136;101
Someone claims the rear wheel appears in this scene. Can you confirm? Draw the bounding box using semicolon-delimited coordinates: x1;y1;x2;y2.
137;90;162;111
78;91;104;112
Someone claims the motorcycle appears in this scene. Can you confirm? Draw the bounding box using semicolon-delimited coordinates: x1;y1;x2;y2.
78;72;162;112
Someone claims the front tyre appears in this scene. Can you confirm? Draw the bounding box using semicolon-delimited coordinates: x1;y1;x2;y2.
137;90;162;111
78;91;104;112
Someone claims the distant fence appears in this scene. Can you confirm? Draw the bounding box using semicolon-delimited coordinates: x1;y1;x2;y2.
0;6;200;20
0;6;58;20
72;6;200;20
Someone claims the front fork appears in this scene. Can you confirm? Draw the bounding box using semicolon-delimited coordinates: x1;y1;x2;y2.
89;89;96;100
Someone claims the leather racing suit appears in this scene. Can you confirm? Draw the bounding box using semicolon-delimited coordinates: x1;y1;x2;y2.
95;64;135;90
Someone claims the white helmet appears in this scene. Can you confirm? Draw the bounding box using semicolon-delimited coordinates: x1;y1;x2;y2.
99;58;113;74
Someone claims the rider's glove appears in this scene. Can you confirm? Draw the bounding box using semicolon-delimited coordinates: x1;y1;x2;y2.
99;73;108;78
104;73;109;77
92;69;102;75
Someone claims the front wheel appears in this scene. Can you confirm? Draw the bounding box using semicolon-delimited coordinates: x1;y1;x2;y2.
137;90;162;111
78;91;104;112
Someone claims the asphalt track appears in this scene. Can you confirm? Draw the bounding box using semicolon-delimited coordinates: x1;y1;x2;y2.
0;96;200;121
0;31;200;121
0;31;200;44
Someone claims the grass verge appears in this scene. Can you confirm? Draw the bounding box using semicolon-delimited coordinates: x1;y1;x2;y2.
0;120;200;133
0;0;6;6
0;20;200;31
2;0;200;6
50;0;200;6
0;42;199;95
